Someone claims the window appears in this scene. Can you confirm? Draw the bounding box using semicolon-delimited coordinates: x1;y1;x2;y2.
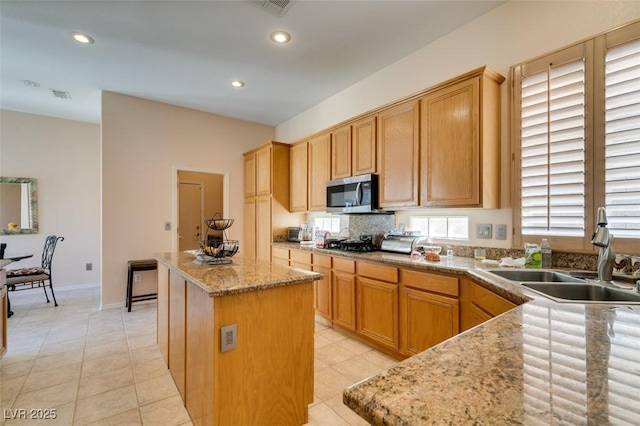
314;217;341;233
512;20;640;253
409;216;468;240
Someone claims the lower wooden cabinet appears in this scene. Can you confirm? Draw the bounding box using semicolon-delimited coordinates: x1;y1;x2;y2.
157;264;169;366
332;258;357;331
168;270;186;400
271;247;290;267
312;254;332;321
401;287;459;356
357;276;399;350
460;278;517;332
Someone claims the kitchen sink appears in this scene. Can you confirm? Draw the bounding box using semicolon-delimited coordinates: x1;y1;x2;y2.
487;269;585;283
522;282;640;304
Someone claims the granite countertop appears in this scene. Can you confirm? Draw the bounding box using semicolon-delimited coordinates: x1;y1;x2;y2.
275;242;640;425
154;251;321;297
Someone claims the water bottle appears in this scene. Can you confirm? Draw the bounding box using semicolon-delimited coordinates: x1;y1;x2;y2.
541;238;552;268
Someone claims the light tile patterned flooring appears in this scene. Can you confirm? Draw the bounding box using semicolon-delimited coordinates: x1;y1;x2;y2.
1;286;397;425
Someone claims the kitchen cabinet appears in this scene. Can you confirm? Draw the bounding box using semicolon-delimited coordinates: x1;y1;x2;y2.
332;257;357;331
400;269;459;356
243;141;298;260
357;262;400;351
308;133;331;211
331;124;352;179
1;270;6;359
289;141;308;212
290;250;312;271
352;115;377;176
377;100;420;208
420;67;504;208
157;264;169;366
312;254;332;320
169;270;186;400
272;247;290;267
460;278;516;331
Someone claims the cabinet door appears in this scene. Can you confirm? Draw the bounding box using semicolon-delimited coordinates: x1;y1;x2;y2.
255;195;272;261
332;271;357;331
308;133;331;211
244;153;256;198
331;124;352;180
169;271;187;400
401;287;459;356
420;77;480;206
352;115;377;176
357;277;399;350
256;146;272;196
290;142;308;212
313;265;332;320
157;264;169;366
377;100;419;208
470;304;492;328
243;197;256;259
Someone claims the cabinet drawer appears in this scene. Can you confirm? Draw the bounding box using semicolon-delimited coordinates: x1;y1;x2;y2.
272;247;289;260
333;257;355;273
312;254;332;268
472;283;516;317
401;269;458;297
290;250;312;265
358;262;399;283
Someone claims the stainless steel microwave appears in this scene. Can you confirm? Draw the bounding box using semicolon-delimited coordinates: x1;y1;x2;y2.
326;174;379;213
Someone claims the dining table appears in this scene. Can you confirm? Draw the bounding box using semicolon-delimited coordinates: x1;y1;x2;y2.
1;253;34;317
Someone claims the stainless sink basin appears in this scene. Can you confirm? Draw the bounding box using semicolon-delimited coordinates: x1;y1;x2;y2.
522;282;640;304
487;269;585;283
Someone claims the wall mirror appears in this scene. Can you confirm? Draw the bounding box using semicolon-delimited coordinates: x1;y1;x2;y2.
0;177;39;235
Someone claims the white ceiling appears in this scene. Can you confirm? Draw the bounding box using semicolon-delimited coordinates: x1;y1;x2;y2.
0;0;504;126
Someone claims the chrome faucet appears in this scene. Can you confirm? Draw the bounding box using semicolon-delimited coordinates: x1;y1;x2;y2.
591;207;616;283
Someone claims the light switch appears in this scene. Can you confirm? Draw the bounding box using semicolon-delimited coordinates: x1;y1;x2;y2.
476;223;492;239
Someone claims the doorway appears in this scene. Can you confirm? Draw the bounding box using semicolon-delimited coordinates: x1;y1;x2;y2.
177;170;225;252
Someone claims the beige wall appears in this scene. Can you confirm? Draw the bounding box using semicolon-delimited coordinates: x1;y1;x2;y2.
101;92;274;307
0;110;101;287
275;1;640;249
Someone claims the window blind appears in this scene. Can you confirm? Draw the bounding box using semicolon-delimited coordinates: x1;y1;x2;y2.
520;60;586;236
605;37;640;238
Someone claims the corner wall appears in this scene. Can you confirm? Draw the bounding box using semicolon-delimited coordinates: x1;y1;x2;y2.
0;110;101;287
101;92;274;307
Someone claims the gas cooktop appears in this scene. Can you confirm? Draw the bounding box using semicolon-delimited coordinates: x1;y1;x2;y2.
323;238;379;253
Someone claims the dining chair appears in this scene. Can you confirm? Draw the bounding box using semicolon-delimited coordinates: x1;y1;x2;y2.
5;235;64;307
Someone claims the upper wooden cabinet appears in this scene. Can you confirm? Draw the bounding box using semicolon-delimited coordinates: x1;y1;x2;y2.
420;67;504;208
244;154;257;198
289;141;308;212
308;133;331;211
377;100;420;208
331;125;352;180
352;116;377;176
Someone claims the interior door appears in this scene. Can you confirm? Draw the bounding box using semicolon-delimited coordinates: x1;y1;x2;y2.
178;182;204;251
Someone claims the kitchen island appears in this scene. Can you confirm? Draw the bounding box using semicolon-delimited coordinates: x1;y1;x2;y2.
154;251;321;426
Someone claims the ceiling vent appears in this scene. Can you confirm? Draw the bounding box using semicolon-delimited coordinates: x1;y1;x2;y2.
247;0;294;17
50;89;71;100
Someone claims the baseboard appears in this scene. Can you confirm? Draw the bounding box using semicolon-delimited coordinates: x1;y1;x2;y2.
100;298;157;311
56;282;101;291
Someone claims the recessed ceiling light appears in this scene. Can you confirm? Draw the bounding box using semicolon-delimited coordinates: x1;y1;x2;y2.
72;32;94;44
270;31;291;44
231;80;245;88
22;80;40;88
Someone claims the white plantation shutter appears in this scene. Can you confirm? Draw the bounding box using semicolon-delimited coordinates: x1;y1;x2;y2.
604;37;640;238
520;60;586;236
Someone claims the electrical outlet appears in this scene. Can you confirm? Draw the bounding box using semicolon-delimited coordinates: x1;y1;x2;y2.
476;223;492;239
86;263;93;271
495;224;507;240
221;324;237;352
164;221;171;231
134;273;141;283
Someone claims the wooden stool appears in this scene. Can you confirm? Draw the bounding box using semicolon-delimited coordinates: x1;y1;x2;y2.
126;259;158;312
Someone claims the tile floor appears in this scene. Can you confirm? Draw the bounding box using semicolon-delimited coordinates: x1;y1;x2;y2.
1;286;398;425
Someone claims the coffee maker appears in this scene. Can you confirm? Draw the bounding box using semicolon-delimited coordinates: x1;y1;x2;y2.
298;222;315;244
